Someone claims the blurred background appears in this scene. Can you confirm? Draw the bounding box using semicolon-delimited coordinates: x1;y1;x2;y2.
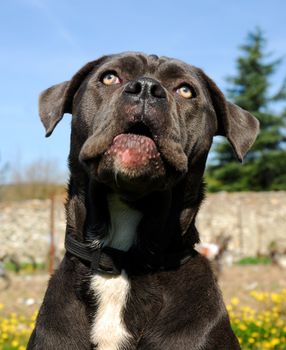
0;1;286;349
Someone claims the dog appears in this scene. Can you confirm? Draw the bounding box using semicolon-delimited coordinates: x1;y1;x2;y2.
27;52;259;350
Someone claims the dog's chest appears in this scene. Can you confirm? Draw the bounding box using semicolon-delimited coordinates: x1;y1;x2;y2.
90;194;142;349
90;273;131;350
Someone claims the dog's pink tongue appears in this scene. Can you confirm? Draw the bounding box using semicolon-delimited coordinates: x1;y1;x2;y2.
106;134;160;168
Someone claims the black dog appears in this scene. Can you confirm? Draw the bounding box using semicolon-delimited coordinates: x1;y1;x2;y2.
28;53;259;350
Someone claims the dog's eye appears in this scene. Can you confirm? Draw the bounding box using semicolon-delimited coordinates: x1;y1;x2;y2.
101;72;121;86
176;85;193;99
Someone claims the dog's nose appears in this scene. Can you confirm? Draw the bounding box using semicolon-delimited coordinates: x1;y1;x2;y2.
124;77;166;99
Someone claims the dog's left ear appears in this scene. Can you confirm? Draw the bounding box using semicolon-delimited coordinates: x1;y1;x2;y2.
39;56;109;137
198;69;260;161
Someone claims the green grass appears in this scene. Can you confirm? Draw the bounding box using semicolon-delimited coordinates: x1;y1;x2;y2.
4;261;46;272
236;256;272;266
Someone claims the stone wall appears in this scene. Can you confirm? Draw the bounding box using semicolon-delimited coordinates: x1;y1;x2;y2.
197;192;286;256
0;192;285;261
0;199;66;262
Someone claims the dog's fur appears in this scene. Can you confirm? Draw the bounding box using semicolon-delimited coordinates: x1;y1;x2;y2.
27;53;259;350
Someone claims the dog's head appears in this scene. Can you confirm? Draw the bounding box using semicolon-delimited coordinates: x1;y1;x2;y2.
39;53;259;254
40;52;259;200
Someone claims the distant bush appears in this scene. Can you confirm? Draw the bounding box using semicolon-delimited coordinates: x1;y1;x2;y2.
0;158;66;201
0;182;65;202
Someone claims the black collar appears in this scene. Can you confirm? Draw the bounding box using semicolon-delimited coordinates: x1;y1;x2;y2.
65;235;127;275
65;234;197;276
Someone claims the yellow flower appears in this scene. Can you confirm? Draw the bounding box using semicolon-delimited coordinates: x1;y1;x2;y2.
11;339;19;347
230;297;240;306
31;311;38;322
271;293;281;303
248;338;255;344
239;324;247;331
270;338;280;346
1;333;8;340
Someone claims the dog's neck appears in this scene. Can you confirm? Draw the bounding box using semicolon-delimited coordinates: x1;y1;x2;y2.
103;193;143;251
66;165;205;257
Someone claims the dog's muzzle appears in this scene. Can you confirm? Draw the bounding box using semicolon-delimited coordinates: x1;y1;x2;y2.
104;133;164;174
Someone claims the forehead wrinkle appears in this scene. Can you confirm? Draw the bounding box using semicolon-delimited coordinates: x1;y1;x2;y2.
158;62;189;80
109;54;162;78
137;54;149;66
114;55;145;76
146;56;161;74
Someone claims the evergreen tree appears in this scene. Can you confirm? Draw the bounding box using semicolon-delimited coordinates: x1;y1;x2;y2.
207;28;286;191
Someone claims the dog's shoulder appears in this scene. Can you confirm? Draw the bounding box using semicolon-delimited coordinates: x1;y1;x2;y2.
125;256;237;350
158;254;221;305
28;257;91;349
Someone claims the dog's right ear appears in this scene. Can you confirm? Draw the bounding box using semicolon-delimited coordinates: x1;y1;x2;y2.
197;68;260;161
39;56;109;137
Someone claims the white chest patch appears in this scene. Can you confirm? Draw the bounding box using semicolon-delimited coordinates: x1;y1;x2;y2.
90;194;142;349
90;272;131;350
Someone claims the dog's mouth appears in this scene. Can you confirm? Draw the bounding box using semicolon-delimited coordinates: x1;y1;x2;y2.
81;118;187;196
126;121;154;139
90;121;167;195
103;122;164;173
105;134;161;169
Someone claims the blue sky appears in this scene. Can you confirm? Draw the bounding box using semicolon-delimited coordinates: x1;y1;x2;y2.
0;0;286;180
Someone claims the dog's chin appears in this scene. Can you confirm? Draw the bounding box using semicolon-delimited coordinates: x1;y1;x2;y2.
94;133;167;198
